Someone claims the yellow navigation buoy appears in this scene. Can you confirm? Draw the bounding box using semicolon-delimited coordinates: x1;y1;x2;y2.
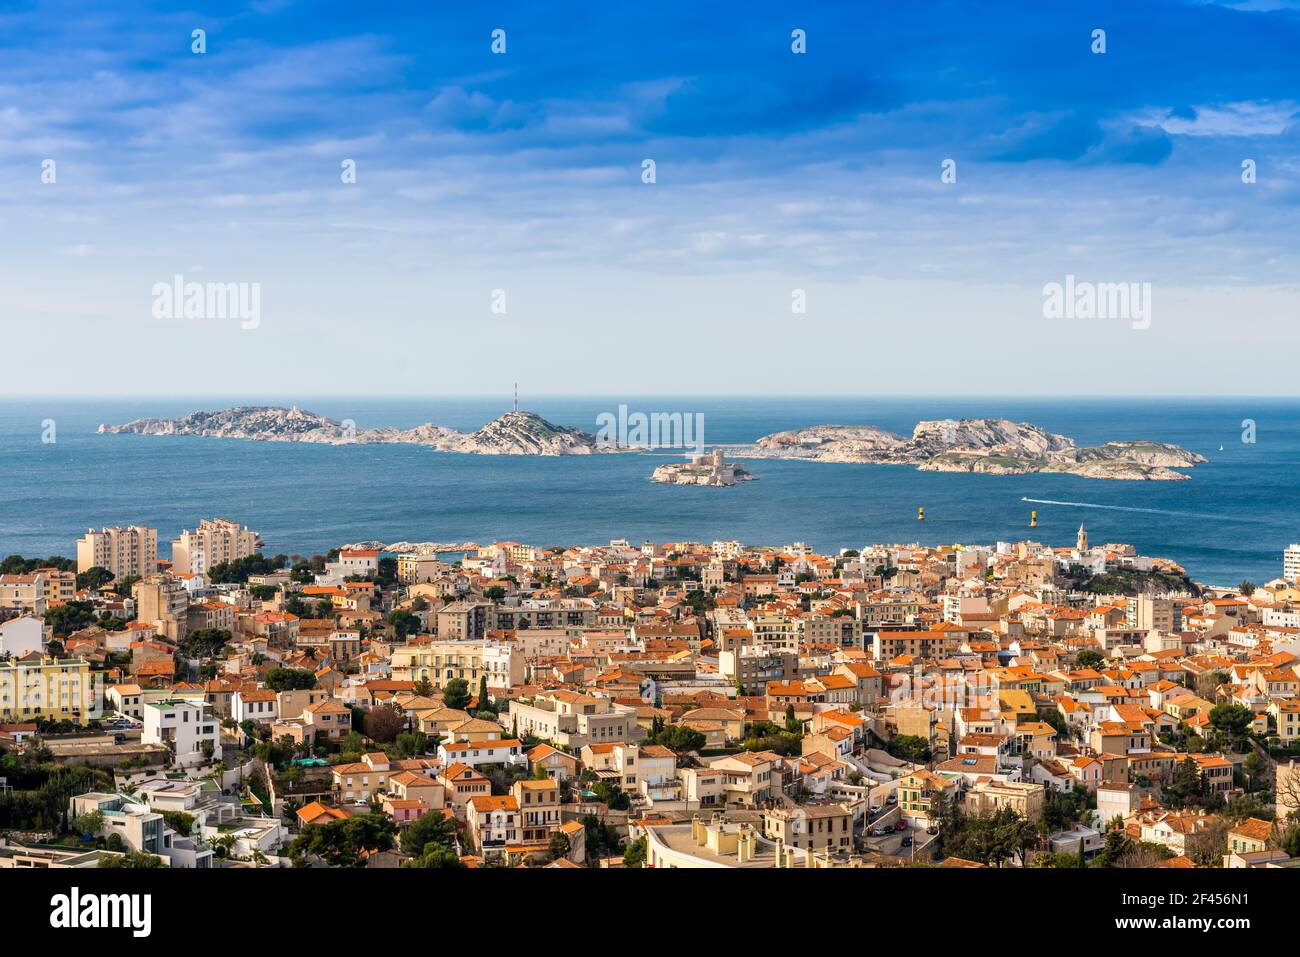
917;506;925;521
1029;510;1038;527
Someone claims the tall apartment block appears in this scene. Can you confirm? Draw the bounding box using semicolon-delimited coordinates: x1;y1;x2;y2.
76;525;158;582
171;517;262;575
1285;544;1300;581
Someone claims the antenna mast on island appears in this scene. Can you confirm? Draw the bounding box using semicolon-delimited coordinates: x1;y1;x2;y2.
513;382;518;412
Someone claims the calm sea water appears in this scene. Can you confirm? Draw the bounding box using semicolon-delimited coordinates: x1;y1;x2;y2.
0;396;1295;586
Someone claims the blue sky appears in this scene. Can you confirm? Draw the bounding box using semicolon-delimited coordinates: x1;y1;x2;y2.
3;0;1300;395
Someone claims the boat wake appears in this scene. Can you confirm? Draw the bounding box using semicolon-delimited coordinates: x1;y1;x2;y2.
1020;496;1264;523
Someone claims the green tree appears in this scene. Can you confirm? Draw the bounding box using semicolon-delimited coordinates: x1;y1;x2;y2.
98;851;162;868
623;835;647;868
888;734;932;763
442;678;471;711
403;844;465;868
1280;821;1300;857
400;809;457;858
1074;649;1105;670
1208;703;1253;744
264;667;318;692
208;553;289;584
162;810;195;836
0;554;74;574
784;704;801;735
646;723;706;753
43;601;97;637
1164;757;1206;808
71;809;104;837
395;730;427;758
942;806;1037;867
179;628;232;659
388;610;420;639
289;814;397;868
76;566;113;591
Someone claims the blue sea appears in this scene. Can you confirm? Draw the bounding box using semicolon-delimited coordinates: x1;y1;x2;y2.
0;396;1295;587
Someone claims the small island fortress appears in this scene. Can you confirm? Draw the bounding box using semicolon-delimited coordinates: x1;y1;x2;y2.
651;450;756;487
99;407;1206;480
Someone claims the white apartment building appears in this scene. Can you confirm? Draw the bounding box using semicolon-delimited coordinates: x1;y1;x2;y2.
329;549;380;578
142;698;222;767
76;526;158;582
171;517;261;575
1285;544;1300;581
0;615;43;658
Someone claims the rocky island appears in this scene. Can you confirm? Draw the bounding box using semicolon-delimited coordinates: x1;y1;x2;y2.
99;408;1206;480
99;406;609;456
651;451;757;487
738;418;1206;481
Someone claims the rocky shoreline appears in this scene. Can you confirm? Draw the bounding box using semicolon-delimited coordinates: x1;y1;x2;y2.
340;540;479;554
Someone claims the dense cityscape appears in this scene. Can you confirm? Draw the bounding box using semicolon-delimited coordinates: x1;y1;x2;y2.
3;518;1299;872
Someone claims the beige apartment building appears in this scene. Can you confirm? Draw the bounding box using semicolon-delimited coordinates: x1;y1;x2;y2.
872;629;961;661
507;691;637;749
719;648;798;695
396;553;447;584
963;779;1046;823
133;574;190;642
171;518;261;575
512;777;562;845
1126;595;1180;633
0;574;46;616
803;614;863;648
761;803;854;851
76;526;158;582
705;752;776;807
390;639;524;691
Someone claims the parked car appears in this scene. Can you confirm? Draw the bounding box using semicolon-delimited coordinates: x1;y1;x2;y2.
886;793;898;804
901;836;913;848
869;805;882;814
926;826;939;835
894;820;908;832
